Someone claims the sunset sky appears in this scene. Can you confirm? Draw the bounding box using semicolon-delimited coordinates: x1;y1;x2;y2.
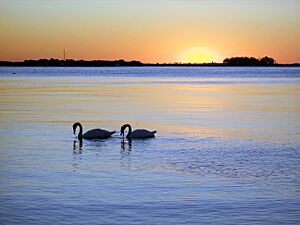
0;0;299;63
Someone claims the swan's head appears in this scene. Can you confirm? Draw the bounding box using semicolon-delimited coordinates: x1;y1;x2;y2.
120;125;125;136
72;122;81;135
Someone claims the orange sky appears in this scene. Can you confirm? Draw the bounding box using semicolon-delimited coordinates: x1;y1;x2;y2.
0;0;299;63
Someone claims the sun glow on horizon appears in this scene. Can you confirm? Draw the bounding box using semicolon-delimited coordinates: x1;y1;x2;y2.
178;47;223;64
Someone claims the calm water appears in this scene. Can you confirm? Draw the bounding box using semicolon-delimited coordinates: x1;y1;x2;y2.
0;67;300;224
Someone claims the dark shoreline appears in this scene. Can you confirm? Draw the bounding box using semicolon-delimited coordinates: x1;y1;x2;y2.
1;59;299;67
1;64;299;67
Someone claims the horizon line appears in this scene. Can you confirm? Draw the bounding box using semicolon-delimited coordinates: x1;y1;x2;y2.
1;57;300;65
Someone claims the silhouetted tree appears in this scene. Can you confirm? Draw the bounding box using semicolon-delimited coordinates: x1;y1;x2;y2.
259;56;275;65
223;56;275;66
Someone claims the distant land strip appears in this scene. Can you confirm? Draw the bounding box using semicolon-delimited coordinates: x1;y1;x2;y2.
0;57;299;67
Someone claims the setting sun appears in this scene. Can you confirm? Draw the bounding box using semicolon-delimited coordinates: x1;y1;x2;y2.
178;47;223;64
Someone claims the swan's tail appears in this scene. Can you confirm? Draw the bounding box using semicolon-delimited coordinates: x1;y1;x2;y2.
152;131;157;134
110;131;116;136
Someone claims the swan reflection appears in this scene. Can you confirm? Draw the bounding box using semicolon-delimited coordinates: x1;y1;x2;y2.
73;139;83;154
121;139;132;153
120;140;132;169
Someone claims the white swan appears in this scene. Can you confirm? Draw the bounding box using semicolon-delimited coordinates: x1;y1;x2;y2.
73;122;115;140
120;124;156;139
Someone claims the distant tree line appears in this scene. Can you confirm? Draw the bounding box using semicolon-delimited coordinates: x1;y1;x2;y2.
0;58;143;67
0;56;299;67
223;56;275;66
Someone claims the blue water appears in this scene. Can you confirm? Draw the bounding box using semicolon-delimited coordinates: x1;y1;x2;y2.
0;67;300;224
1;66;300;78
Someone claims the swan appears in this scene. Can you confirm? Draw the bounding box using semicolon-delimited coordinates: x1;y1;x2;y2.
120;124;156;139
73;122;115;140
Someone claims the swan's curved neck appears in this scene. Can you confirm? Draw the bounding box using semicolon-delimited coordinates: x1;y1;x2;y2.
125;124;132;138
77;123;83;139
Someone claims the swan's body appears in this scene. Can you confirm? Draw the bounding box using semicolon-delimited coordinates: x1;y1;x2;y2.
120;124;156;139
73;122;115;140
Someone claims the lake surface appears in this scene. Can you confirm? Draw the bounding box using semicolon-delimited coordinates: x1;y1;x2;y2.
0;67;300;224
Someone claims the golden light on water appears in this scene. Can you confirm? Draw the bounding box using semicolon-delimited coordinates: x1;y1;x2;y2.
2;75;299;141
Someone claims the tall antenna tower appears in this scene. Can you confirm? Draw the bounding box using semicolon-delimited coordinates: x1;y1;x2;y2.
63;49;66;61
